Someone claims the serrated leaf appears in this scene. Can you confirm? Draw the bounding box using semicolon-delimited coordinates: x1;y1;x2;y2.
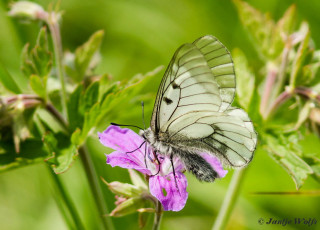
264;134;313;189
79;81;99;113
67;84;84;131
295;101;312;129
300;133;320;183
67;30;104;82
21;27;52;78
233;0;274;60
233;48;255;110
43;132;78;174
0;62;22;94
302;62;320;85
30;74;47;99
270;5;296;59
75;67;161;146
233;1;297;60
71;128;81;146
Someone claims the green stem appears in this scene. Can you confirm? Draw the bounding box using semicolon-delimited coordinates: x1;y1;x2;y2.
46;12;68;118
48;166;85;230
79;146;115;230
212;169;246;230
44;104;114;229
152;200;163;230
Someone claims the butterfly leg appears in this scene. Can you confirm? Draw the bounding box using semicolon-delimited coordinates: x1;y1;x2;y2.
170;153;180;193
149;151;161;176
125;141;146;154
144;140;148;169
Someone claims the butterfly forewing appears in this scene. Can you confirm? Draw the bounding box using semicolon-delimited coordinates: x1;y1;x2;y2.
193;36;236;112
150;35;256;168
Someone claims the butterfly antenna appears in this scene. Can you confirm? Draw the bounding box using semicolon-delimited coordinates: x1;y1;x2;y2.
170;154;180;193
125;141;146;154
141;101;146;130
110;122;144;130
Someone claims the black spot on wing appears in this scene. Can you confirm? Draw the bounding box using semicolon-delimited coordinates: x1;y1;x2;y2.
172;82;179;89
163;97;173;105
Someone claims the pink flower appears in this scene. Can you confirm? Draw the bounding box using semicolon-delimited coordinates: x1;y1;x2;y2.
99;125;227;211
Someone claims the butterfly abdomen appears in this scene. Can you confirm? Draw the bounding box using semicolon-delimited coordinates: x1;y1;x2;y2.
141;128;218;182
177;150;218;182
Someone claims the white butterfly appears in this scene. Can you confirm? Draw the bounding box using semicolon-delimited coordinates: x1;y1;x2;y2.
140;35;257;182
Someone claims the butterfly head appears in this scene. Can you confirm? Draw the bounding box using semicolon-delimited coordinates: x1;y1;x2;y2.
139;128;155;145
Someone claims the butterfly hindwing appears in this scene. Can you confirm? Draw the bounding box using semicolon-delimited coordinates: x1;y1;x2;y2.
168;107;257;167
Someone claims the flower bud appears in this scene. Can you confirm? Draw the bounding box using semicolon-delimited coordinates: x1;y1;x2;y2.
101;177;143;197
8;1;47;21
109;197;146;217
128;169;148;190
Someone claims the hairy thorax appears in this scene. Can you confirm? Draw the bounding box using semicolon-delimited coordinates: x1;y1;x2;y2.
140;128;173;156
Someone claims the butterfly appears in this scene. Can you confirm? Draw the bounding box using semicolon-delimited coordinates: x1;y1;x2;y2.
137;35;257;182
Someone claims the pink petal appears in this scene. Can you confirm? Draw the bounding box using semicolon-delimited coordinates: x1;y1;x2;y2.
98;125;144;157
99;125;147;165
149;172;188;211
200;153;228;178
106;152;151;175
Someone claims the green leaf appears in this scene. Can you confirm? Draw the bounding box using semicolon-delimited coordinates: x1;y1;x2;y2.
290;23;311;87
233;0;296;60
264;134;313;189
66;30;104;82
79;81;99;114
233;0;274;60
67;84;84;131
0;62;22;94
233;48;255;110
30;74;47;99
295;101;312;129
21;27;52;78
71;128;81;146
270;5;296;59
75;67;162;146
43;132;78;174
302;62;320;85
0;139;48;173
299;133;320;183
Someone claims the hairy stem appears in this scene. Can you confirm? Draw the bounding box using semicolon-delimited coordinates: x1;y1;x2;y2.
266;86;320;120
48;166;85;230
266;90;293;120
45;103;69;130
260;64;278;119
273;40;291;99
212;169;246;230
152;200;163;230
79;146;115;230
46;13;68;118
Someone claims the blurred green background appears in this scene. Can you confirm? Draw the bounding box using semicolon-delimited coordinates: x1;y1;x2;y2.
0;0;320;229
